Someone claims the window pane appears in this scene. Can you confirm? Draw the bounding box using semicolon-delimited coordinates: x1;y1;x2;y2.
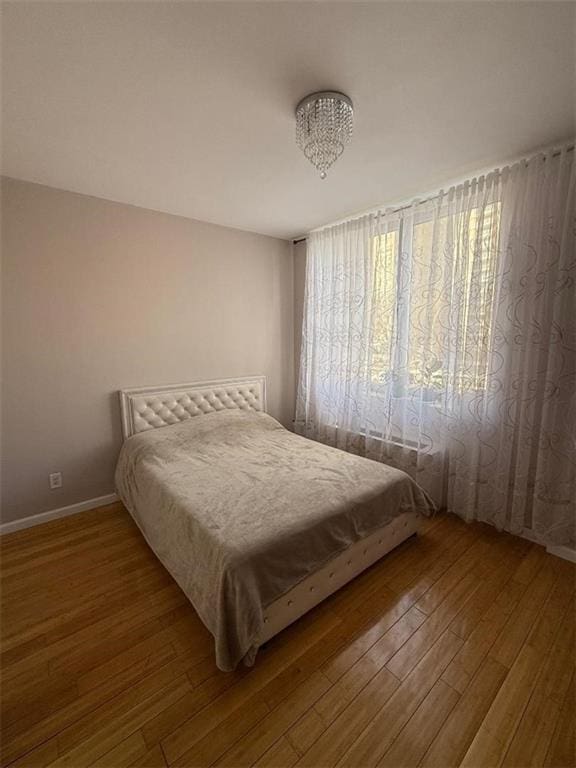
370;202;500;395
370;230;398;384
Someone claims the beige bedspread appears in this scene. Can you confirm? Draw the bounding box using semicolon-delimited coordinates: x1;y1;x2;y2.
115;410;434;670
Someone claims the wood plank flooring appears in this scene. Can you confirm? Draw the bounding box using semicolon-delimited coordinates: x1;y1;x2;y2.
1;503;574;768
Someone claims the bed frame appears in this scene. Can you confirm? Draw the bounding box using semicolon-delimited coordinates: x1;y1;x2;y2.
119;375;267;439
118;375;419;648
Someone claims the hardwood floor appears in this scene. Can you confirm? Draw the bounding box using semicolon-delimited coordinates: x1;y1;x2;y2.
1;503;574;768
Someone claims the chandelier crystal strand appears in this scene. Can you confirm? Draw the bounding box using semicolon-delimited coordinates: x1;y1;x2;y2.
295;91;353;179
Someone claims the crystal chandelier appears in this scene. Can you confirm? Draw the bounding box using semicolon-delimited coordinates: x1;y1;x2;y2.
295;91;353;179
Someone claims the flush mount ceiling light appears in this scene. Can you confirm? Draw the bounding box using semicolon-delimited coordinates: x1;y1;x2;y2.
295;91;353;179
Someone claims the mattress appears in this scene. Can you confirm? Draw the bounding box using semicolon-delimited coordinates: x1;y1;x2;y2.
115;410;434;670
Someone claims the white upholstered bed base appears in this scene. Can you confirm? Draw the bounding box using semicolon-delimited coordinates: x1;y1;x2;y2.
260;510;419;643
118;376;420;650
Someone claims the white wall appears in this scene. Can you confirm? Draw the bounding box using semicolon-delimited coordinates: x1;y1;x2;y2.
1;178;294;524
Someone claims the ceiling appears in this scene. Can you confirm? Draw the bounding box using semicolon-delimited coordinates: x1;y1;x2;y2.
2;2;574;240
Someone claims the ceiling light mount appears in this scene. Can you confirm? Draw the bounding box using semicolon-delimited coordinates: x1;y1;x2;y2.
295;91;353;179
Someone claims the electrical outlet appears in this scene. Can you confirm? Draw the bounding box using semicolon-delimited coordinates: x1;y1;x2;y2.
49;472;63;489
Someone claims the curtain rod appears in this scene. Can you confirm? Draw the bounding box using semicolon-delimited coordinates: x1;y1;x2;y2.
292;143;574;245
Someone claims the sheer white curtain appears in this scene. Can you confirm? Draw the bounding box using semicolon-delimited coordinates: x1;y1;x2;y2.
296;147;575;548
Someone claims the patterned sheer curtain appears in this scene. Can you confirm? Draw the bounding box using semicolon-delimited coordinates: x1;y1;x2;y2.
296;147;575;548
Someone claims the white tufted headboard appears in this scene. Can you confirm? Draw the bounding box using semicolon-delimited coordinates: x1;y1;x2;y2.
119;376;267;439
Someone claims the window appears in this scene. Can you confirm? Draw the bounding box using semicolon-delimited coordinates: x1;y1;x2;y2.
369;202;501;395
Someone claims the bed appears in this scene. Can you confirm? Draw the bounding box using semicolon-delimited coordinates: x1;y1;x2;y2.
115;376;434;671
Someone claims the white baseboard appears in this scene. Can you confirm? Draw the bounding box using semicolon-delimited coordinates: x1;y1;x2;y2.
546;544;576;564
0;493;119;536
521;526;576;563
2;495;574;564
